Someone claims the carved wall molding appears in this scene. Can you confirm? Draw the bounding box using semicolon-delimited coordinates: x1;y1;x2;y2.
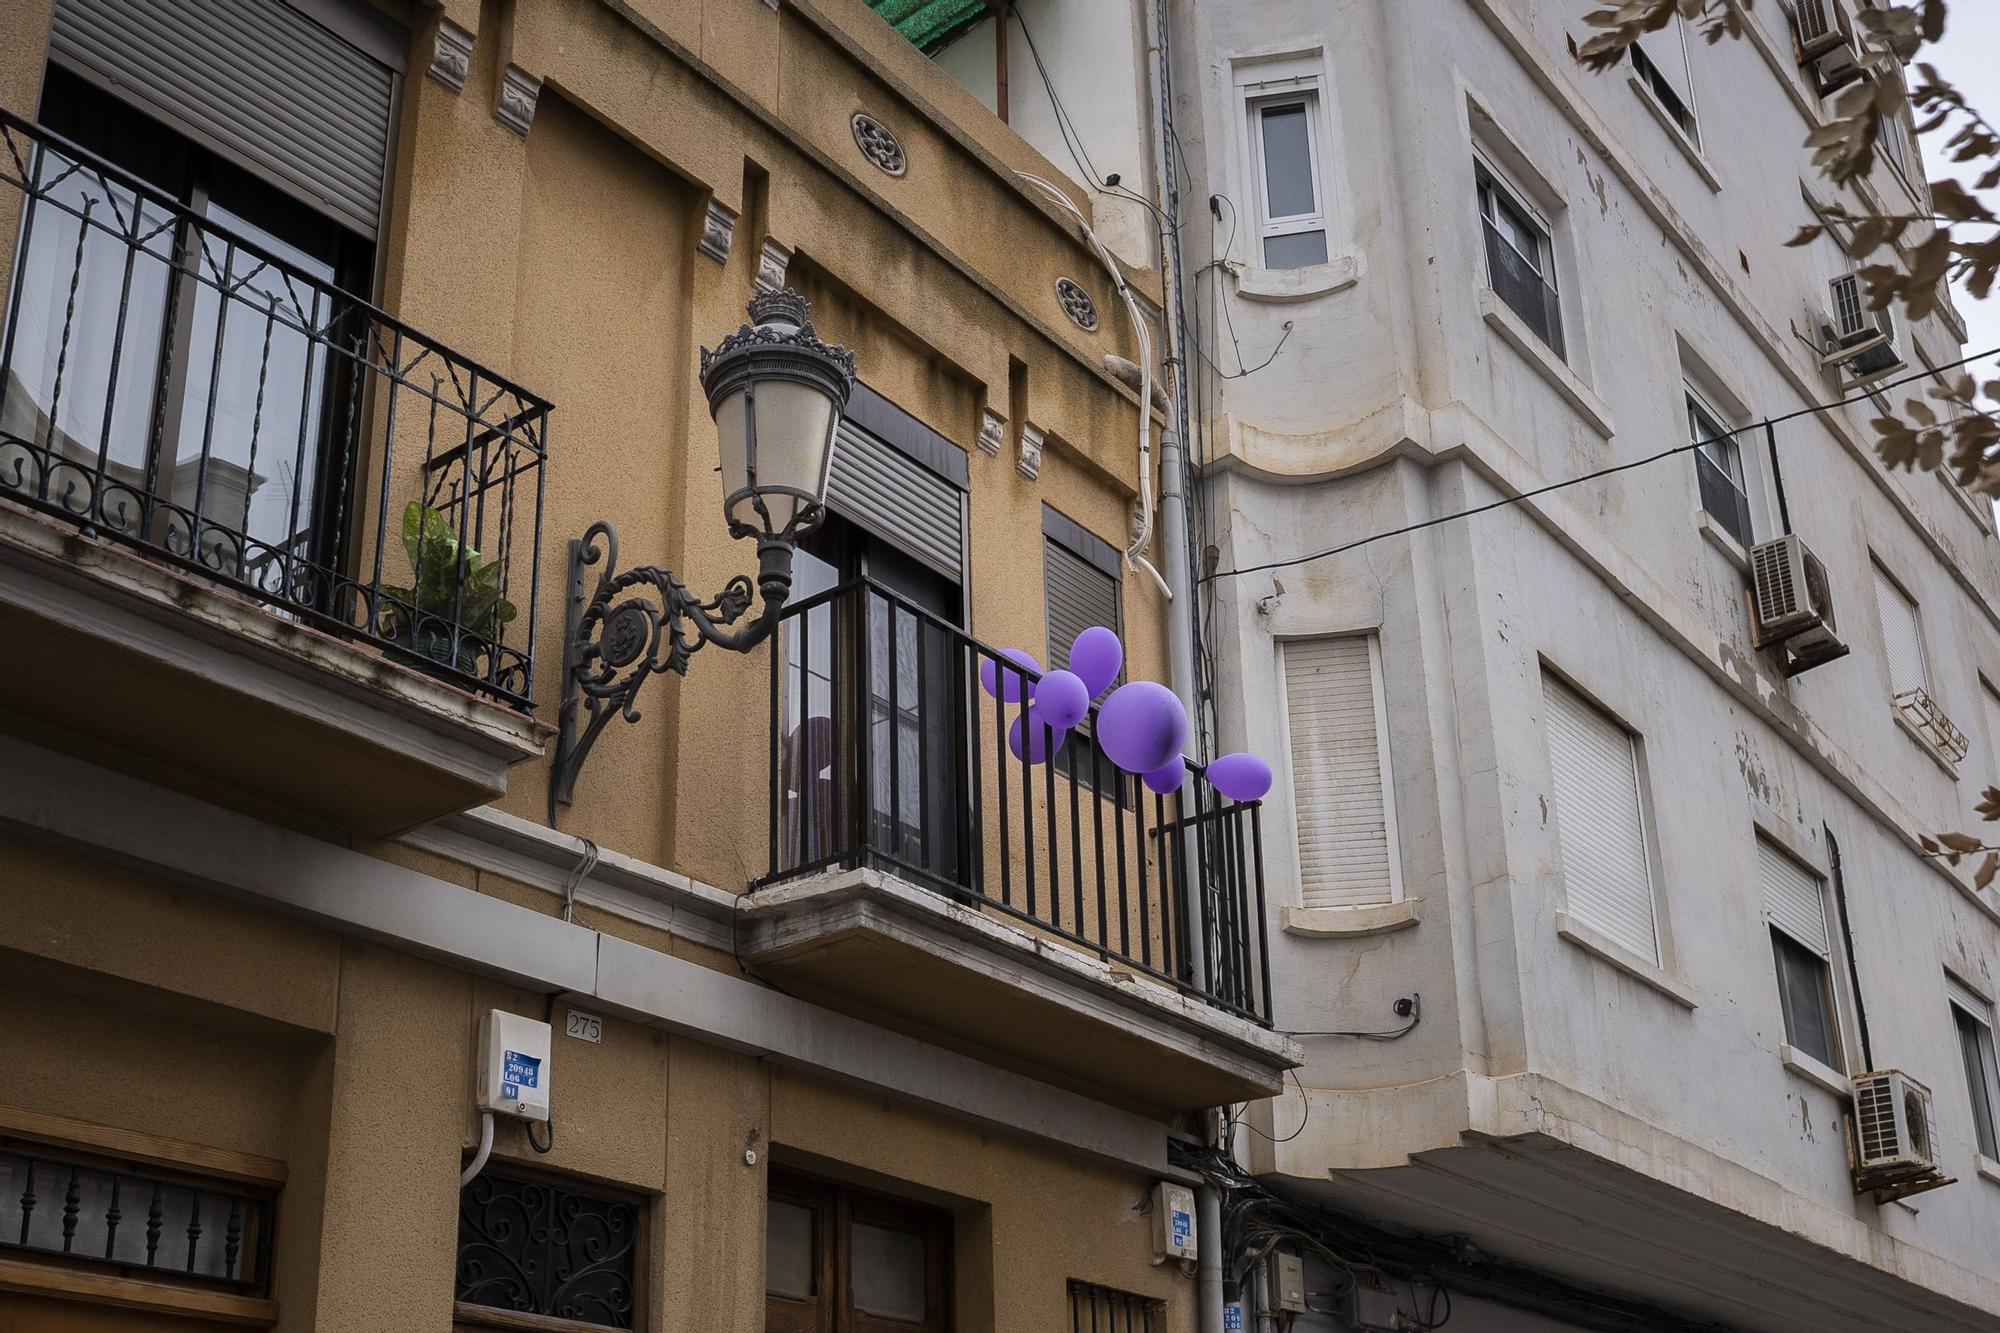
495;65;541;137
1018;423;1045;480
977;408;1006;457
428;19;472;93
1055;277;1099;332
851;113;907;177
699;199;738;264
754;238;793;294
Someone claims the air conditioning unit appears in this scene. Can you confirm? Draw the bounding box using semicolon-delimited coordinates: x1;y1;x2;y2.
1895;687;1970;765
1792;0;1865;91
1847;1069;1954;1201
1820;272;1905;381
1748;534;1849;674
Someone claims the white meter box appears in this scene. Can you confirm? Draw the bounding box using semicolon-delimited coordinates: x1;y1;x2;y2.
479;1009;552;1122
1151;1182;1196;1263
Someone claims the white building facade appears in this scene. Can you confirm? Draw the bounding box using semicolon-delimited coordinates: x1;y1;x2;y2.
1166;0;2000;1328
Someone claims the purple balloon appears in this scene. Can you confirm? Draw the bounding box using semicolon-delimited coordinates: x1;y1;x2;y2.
1068;626;1124;698
1008;711;1068;764
979;648;1041;702
1034;669;1090;730
1097;681;1187;774
1206;752;1273;802
1142;755;1186;796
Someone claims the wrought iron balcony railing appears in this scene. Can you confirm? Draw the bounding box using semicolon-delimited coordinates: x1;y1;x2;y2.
762;577;1274;1026
0;110;547;708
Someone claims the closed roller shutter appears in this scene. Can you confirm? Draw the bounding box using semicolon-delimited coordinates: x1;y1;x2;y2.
1045;540;1120;671
1542;673;1660;963
1871;562;1927;696
828;417;963;581
50;0;396;238
1283;636;1397;910
1758;836;1830;956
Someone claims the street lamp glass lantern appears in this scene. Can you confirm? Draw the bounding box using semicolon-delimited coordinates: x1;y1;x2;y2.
701;290;856;542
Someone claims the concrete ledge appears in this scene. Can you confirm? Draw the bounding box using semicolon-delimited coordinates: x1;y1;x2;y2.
1282;900;1419;938
0;501;546;834
741;866;1302;1111
1554;912;1699;1010
1977;1154;2000;1189
1780;1045;1854;1099
1231;250;1364;303
1476;288;1615;440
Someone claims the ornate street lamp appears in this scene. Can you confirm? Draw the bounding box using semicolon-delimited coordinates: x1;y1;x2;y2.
549;289;855;816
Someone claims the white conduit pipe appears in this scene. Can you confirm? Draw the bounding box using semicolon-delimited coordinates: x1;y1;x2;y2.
459;1110;495;1188
1015;172;1171;599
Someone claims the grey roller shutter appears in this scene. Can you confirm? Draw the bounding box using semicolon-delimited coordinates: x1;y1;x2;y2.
50;0;396;238
1283;636;1396;910
1045;540;1119;672
1634;15;1695;110
1542;673;1660;963
1758;837;1830;957
828;417;964;581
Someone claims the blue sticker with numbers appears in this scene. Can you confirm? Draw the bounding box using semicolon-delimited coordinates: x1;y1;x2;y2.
503;1050;540;1093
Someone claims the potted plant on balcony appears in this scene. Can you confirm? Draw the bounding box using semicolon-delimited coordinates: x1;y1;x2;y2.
379;501;516;677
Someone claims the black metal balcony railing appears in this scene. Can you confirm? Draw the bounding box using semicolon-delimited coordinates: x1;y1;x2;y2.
0;111;548;708
0;1142;272;1293
763;578;1274;1026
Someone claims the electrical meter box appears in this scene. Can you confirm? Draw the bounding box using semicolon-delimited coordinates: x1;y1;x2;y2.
1267;1252;1307;1313
478;1009;552;1122
1151;1182;1197;1263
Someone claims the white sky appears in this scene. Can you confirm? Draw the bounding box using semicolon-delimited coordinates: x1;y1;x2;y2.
1925;5;2000;365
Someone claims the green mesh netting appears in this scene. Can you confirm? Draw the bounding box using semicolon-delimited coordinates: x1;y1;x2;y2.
867;0;992;54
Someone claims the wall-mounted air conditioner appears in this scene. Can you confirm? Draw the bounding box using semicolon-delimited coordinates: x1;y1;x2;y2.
1792;0;1866;91
1895;687;1970;765
1820;272;1905;381
1847;1069;1954;1202
1748;534;1849;675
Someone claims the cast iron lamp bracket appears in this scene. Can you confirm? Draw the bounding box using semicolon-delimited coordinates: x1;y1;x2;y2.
547;289;853;822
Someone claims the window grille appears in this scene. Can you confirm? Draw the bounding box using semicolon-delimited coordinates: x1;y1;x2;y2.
457;1169;640;1329
1069;1279;1165;1333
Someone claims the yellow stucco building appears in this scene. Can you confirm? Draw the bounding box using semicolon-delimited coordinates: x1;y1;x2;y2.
0;0;1295;1329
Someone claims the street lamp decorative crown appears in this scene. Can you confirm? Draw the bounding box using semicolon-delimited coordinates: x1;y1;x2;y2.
549;289;855;819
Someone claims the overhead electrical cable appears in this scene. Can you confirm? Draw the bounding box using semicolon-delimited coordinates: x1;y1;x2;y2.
1202;341;2000;585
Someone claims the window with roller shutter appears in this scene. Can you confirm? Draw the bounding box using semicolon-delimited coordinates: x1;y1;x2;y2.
1870;559;1928;697
1281;635;1399;910
1043;507;1123;789
1631;14;1700;144
1540;672;1661;963
1758;835;1843;1069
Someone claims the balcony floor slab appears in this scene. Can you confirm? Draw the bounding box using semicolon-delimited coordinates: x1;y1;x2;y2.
739;865;1302;1113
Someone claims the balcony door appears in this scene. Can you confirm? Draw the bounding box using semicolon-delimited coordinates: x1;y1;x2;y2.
1;0;392;596
780;515;965;891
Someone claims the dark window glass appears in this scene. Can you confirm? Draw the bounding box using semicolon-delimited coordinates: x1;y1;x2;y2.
1263;229;1329;269
1689;394;1753;546
1771;928;1841;1069
1954;1003;2000;1160
1631;43;1699;142
1258;102;1317;218
1476;166;1564;358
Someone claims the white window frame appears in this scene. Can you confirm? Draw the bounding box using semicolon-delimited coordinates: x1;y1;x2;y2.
1227;48;1351;288
1869;556;1930;697
1948;976;2000;1162
1629;15;1700;146
1244;86;1329;269
1686;382;1755;548
1757;833;1848;1071
1275;633;1403;911
1473;149;1565;358
1540;669;1666;966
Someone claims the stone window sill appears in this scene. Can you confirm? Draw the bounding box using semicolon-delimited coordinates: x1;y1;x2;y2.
1282;899;1418;938
1780;1044;1853;1098
1696;510;1751;571
1231;250;1364;303
1477;288;1615;440
1555;911;1698;1009
1977;1153;2000;1188
1627;72;1722;193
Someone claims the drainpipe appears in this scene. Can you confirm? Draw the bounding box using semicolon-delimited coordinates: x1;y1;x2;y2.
1197;1137;1226;1333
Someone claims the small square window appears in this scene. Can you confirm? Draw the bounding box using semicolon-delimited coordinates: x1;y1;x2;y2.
1476;162;1564;358
457;1169;640;1329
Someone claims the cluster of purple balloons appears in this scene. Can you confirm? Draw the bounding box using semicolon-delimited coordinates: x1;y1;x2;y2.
979;627;1273;803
